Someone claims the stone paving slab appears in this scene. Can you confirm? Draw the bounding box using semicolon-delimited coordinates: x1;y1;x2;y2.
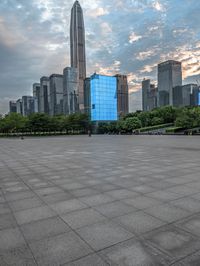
1;135;200;265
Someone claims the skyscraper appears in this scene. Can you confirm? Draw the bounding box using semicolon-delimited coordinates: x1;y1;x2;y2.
70;0;86;112
63;67;79;115
33;83;40;112
115;75;129;118
22;96;37;116
158;60;182;106
16;99;22;115
90;74;118;122
49;74;64;116
9;101;17;113
40;76;50;114
142;79;157;111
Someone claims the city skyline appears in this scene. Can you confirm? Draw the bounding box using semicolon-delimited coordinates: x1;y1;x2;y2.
1;0;200;114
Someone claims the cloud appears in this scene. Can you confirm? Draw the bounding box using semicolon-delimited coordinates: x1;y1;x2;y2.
129;32;142;43
86;7;109;18
152;1;165;12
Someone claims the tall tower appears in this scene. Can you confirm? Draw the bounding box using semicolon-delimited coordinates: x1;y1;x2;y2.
158;60;182;107
70;0;86;112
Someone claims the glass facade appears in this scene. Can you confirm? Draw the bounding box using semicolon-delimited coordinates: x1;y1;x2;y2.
91;74;117;121
199;92;200;106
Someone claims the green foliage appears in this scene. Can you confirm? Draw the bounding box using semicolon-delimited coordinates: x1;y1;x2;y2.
0;113;27;133
175;107;200;129
139;123;173;133
124;117;142;132
166;127;183;133
97;106;200;134
0;113;89;134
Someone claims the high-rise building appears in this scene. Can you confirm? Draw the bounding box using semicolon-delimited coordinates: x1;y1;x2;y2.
115;75;129;118
90;74;117;122
9;101;17;113
40;76;50;114
158;60;182;106
84;78;91;117
63;67;79;115
173;84;199;107
142;79;157;111
22;96;37;116
191;86;200;106
16;99;22;115
49;74;64;116
33;83;40;112
70;0;86;112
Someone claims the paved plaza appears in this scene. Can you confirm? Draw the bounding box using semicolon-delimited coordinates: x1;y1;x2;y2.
0;135;200;265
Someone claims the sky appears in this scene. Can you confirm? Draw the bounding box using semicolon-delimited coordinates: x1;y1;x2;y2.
1;0;200;114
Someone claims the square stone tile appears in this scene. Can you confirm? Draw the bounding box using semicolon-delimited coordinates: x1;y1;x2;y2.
9;197;43;212
29;231;92;266
170;197;200;213
0;213;17;230
0;228;26;250
99;238;171;266
176;213;200;237
65;254;108;266
144;226;200;261
70;188;99;197
144;204;190;223
61;208;106;229
94;201;137;218
115;211;165;235
21;216;71;242
167;185;200;196
172;250;200;266
42;192;73;204
50;199;87;214
146;191;182;201
77;221;133;251
4;191;35;202
79;194;115;207
0;202;11;214
35;186;63;196
14;205;56;225
0;245;37;266
123;196;162;210
105;189;137;200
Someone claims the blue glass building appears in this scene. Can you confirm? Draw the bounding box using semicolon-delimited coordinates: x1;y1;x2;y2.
90;74;117;121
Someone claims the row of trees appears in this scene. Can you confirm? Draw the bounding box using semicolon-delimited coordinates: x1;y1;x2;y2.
98;106;200;134
0;113;90;134
1;106;200;135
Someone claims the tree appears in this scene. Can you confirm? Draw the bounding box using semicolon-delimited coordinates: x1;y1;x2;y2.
0;113;27;133
27;113;50;132
125;117;142;132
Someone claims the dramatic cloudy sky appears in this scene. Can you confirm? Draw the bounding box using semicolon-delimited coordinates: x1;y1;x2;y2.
1;0;200;113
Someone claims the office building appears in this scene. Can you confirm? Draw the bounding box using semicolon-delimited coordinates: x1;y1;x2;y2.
9;101;17;113
115;75;129;117
33;83;40;112
173;84;199;107
49;74;64;116
16;99;22;115
84;78;91;116
142;79;157;111
22;96;37;116
70;0;86;112
191;86;200;106
90;74;117;122
40;76;50;114
63;67;79;115
158;60;182;106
